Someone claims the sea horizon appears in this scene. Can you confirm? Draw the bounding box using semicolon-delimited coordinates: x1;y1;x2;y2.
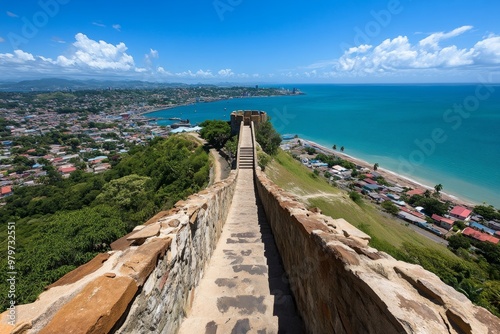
145;84;500;208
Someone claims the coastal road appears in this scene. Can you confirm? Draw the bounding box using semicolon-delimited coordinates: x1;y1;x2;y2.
406;224;449;246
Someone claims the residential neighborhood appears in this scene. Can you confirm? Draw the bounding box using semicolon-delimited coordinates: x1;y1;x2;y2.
1;86;294;205
282;137;500;245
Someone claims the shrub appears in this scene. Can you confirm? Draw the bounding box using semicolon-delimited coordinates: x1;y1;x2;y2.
349;191;362;203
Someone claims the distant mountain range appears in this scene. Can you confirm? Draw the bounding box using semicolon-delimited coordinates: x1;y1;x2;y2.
0;78;220;92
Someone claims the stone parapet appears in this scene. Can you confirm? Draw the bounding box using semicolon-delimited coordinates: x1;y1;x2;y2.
255;168;500;334
0;170;238;334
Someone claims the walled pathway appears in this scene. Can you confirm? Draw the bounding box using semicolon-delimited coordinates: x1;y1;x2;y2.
178;126;303;333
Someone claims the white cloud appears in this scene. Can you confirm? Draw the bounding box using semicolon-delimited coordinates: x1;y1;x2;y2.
149;49;159;59
157;66;172;75
51;36;66;44
0;33;254;81
174;69;215;78
113;24;122;32
473;35;500;64
144;49;159;70
0;50;35;63
347;44;372;54
6;11;18;18
308;26;500;76
218;68;234;77
55;33;134;70
419;25;473;49
0;37;5;43
92;22;106;28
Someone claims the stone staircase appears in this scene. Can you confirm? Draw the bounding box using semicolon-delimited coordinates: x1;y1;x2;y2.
238;147;254;169
178;126;304;333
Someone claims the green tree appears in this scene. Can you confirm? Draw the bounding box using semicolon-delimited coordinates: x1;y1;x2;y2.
414;197;448;216
473;205;500;221
454;220;467;230
305;147;316;155
349;191;362;204
332;144;337;150
381;200;400;215
255;120;281;155
199;120;231;149
448;234;471;251
434;184;443;197
340;146;345;152
257;151;271;171
374;163;379;171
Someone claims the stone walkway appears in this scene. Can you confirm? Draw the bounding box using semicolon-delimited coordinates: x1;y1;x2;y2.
178;126;303;333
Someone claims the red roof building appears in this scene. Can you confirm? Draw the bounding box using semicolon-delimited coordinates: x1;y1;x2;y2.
463;227;500;244
407;189;425;196
450;206;472;220
58;166;77;174
432;214;455;230
1;185;12;197
364;178;378;185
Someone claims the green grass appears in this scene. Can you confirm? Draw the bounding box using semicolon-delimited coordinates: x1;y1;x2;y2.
266;150;459;259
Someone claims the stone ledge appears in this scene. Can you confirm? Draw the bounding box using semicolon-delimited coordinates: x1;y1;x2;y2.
46;253;111;289
126;222;161;241
39;276;137;334
119;237;172;286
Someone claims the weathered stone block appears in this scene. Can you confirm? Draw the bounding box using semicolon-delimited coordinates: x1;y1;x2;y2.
39;276;137;334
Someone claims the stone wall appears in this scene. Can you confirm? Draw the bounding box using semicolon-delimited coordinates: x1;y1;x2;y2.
254;168;500;334
0;171;238;334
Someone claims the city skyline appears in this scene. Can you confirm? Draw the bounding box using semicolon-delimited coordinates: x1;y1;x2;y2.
1;0;500;83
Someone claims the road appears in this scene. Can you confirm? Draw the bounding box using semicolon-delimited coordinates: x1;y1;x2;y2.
406;223;449;246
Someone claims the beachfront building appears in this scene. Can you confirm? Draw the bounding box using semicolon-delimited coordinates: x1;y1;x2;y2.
463;227;500;245
407;188;425;197
432;214;455;231
450;206;472;221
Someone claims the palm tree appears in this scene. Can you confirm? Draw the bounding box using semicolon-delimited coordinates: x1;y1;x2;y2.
373;163;379;171
424;189;432;198
340;146;345;152
434;183;443;195
332;144;337;150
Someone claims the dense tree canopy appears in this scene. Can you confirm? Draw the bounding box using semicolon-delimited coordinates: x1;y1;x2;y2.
199;120;231;149
0;135;210;311
255;120;281;155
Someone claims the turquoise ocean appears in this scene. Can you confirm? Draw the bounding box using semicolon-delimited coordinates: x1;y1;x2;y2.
145;85;500;208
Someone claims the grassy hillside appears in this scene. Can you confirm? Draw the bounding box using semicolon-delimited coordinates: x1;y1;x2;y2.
265;150;500;316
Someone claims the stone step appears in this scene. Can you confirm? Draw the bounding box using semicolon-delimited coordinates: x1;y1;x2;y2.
179;126;304;334
187;294;277;319
178;315;305;334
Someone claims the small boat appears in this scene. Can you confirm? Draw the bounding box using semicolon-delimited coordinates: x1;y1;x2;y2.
168;117;181;121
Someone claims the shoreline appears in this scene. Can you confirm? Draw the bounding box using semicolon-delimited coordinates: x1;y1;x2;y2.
138;93;299;117
297;137;477;208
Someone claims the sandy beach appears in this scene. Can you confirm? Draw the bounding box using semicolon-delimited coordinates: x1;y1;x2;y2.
296;137;476;208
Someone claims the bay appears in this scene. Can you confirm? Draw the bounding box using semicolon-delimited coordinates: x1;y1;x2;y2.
146;84;500;208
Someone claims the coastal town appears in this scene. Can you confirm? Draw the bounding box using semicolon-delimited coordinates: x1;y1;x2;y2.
0;86;298;204
281;137;500;246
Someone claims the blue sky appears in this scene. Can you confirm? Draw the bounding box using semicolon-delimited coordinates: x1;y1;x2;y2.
1;0;500;83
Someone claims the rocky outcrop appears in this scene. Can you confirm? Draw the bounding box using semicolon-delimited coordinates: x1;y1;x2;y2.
255;167;500;334
0;170;238;334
